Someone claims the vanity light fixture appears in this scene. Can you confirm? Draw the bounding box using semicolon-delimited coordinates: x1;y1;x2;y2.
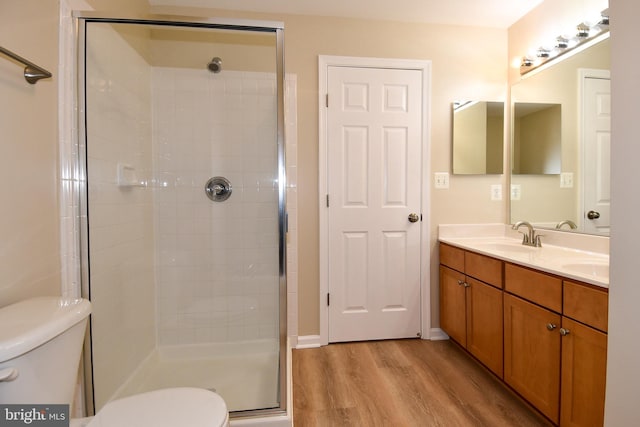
520;8;609;75
555;36;569;49
521;57;534;67
536;48;550;58
576;23;591;38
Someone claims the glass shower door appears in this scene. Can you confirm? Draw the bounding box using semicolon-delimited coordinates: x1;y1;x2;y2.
79;17;285;416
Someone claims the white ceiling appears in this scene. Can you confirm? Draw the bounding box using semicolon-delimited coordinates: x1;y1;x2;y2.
149;0;544;29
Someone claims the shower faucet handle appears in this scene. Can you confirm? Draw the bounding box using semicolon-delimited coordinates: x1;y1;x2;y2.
205;176;232;202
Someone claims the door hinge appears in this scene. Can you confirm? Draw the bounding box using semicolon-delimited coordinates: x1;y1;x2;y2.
327;293;330;306
326;194;330;207
326;93;329;108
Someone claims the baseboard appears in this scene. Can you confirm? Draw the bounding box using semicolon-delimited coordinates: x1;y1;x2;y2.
428;328;449;341
295;335;322;349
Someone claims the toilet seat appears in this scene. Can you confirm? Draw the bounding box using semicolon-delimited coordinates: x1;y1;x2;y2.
85;388;229;427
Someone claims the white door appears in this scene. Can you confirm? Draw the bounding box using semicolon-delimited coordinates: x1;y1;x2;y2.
583;76;611;234
327;66;422;343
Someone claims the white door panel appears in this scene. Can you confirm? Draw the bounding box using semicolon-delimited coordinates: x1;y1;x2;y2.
583;76;611;234
327;66;422;342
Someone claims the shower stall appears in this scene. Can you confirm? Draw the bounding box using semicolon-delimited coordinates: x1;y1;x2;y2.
75;15;287;420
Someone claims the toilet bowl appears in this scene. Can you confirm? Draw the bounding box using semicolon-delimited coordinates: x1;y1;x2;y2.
0;297;229;427
71;388;229;427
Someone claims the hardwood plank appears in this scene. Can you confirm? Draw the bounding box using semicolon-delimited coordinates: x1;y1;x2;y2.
293;339;552;426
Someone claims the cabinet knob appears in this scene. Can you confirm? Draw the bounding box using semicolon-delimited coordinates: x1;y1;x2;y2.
560;328;571;336
456;279;470;287
546;323;557;331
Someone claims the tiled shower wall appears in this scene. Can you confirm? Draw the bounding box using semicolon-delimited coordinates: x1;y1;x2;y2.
83;23;156;409
152;68;286;345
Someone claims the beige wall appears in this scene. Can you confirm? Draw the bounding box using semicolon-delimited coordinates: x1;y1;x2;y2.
0;1;149;308
153;6;509;335
0;1;61;307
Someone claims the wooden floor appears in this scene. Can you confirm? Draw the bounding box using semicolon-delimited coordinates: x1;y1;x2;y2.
292;339;553;427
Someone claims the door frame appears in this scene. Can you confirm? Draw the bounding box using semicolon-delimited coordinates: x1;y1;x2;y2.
318;55;432;346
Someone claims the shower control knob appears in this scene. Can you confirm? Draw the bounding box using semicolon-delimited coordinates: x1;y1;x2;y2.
205;177;232;202
408;213;420;223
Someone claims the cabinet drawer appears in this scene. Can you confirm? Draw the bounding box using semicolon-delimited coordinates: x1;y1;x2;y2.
505;263;562;313
563;281;609;332
465;251;503;289
440;243;464;272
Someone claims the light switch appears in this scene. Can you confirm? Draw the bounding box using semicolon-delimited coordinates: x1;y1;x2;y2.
560;172;574;188
491;184;502;201
511;184;521;201
434;172;449;189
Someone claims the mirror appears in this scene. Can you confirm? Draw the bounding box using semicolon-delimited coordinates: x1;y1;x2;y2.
452;101;504;174
510;35;610;235
512;102;561;174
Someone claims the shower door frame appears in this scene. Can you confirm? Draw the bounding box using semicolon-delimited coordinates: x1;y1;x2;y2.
74;13;287;419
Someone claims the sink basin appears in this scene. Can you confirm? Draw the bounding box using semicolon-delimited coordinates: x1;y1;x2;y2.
561;262;609;279
474;242;537;254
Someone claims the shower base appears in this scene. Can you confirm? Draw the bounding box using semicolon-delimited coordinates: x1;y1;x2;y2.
111;339;280;412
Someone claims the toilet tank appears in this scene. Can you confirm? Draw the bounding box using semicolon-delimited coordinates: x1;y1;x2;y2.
0;297;92;404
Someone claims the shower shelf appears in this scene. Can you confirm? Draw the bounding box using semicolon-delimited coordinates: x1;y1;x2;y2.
117;163;146;188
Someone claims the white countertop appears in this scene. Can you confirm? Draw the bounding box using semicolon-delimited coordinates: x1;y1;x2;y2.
438;224;609;289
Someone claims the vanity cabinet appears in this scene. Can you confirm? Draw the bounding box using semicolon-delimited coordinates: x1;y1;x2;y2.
560;281;608;427
439;243;504;377
504;263;608;426
504;292;561;423
439;244;609;427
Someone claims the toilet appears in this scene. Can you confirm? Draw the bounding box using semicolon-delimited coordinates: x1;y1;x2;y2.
0;297;229;427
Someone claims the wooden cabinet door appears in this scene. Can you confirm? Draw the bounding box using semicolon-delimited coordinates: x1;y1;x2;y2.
560;317;607;427
466;277;503;378
440;265;466;346
504;294;561;424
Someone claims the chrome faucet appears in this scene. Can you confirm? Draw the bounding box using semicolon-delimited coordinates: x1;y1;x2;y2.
512;221;542;247
555;219;578;230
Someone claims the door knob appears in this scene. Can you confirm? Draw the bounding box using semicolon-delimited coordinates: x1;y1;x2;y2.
587;210;600;220
408;213;420;223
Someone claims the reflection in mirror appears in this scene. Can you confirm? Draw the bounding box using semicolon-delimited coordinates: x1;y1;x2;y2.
512;102;561;174
452;101;504;174
510;35;610;235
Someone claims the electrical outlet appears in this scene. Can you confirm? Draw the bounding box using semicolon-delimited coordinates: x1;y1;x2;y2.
511;184;521;201
434;172;449;189
560;172;574;188
491;184;502;201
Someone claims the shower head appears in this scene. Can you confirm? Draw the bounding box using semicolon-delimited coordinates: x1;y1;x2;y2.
207;57;222;73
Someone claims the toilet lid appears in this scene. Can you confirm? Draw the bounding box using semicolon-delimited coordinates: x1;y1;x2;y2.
87;388;228;427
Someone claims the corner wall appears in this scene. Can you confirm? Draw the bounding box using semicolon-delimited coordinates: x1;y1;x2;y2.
605;0;640;424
